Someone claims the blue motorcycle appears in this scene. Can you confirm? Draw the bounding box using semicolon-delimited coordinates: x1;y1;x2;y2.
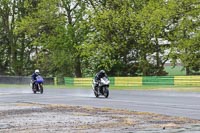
32;75;44;94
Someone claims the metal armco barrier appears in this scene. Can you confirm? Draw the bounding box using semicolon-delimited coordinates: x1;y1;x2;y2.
0;75;54;85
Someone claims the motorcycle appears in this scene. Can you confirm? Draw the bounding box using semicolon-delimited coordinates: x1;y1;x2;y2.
92;77;110;98
31;75;44;94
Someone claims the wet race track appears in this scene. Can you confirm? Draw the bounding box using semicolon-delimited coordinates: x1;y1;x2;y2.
1;86;200;119
1;86;200;132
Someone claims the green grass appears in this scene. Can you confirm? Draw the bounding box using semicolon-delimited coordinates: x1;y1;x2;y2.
0;84;200;92
0;84;30;88
110;85;200;92
39;84;200;92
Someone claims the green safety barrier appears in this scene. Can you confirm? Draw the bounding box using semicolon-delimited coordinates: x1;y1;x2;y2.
142;76;174;85
62;76;200;86
64;77;74;85
109;77;115;85
64;77;115;86
115;77;142;86
174;76;200;86
74;78;92;86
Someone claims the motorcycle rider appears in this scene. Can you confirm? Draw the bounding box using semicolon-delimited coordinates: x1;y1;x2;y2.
94;70;108;93
31;69;40;90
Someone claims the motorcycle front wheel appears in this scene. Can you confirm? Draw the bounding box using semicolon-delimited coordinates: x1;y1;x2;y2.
103;87;109;98
33;89;36;94
94;91;99;97
94;87;99;98
39;84;43;94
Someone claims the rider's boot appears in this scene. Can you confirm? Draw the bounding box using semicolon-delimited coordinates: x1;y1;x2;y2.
32;83;35;90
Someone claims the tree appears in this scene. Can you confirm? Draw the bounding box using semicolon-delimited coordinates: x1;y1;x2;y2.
1;0;199;77
80;0;141;76
59;0;90;77
166;0;200;75
81;0;170;76
0;0;34;75
15;0;72;76
135;0;172;76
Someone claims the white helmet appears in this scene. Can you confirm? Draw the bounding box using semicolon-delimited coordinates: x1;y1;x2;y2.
35;69;40;74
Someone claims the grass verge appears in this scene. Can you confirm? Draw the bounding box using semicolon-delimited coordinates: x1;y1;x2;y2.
0;84;199;92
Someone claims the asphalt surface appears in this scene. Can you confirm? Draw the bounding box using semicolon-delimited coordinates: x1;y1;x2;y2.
0;86;200;120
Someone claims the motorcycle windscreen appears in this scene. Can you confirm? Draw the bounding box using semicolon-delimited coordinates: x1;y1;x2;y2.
101;77;110;84
36;76;44;83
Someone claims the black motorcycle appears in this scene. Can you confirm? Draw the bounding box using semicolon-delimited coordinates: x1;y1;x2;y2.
92;77;110;98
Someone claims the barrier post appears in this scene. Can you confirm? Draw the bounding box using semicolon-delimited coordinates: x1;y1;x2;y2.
54;77;57;86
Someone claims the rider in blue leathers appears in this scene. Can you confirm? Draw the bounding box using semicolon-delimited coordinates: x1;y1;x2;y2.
31;69;40;89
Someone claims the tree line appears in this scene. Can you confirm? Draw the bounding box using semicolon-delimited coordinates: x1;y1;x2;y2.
0;0;199;77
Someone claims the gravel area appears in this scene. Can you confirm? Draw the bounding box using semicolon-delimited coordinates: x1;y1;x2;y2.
0;103;200;133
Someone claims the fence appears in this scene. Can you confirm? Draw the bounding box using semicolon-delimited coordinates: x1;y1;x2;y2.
0;75;54;85
64;76;200;86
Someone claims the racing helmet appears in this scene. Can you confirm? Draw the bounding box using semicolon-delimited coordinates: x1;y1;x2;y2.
100;70;105;74
35;69;40;75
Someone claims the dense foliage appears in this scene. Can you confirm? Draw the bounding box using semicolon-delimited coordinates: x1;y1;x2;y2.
0;0;199;77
